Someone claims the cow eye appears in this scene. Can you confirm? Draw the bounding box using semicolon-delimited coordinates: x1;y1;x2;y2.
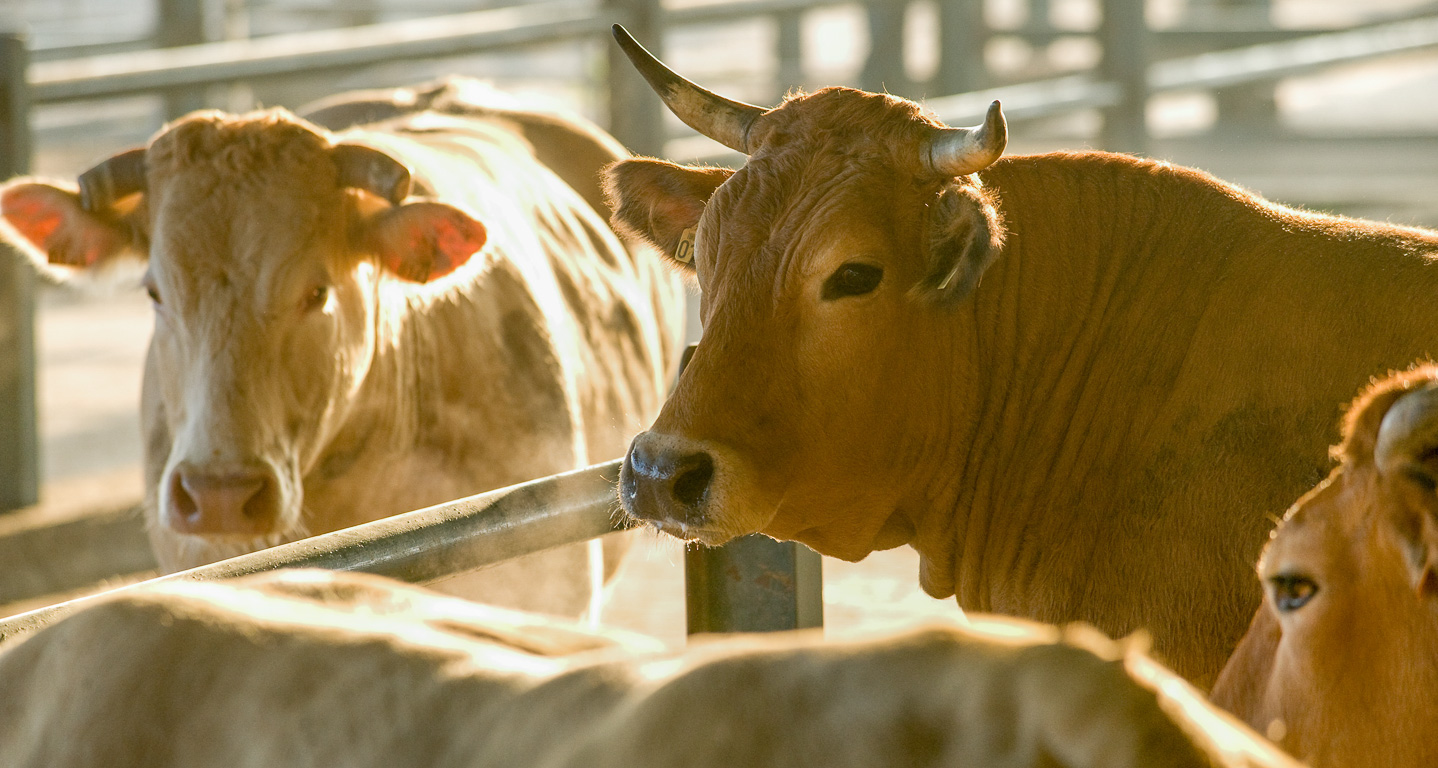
142;278;161;306
822;262;883;300
1268;573;1318;612
302;285;330;312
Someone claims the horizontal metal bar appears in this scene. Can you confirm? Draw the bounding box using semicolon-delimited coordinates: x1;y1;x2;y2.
30;1;609;103
0;460;625;643
1150;15;1438;92
923;73;1123;126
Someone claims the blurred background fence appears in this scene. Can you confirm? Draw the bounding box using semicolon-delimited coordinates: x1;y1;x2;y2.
4;0;1438;627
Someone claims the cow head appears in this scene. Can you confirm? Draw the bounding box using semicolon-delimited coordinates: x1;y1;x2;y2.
605;27;1006;559
1;110;486;569
1210;368;1438;766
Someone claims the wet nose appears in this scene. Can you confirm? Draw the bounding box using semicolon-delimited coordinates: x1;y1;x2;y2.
621;432;715;527
168;464;280;536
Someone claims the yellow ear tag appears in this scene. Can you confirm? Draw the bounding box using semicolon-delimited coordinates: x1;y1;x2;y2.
674;226;698;265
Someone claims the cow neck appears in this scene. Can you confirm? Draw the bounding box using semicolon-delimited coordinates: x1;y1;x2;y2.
916;153;1237;626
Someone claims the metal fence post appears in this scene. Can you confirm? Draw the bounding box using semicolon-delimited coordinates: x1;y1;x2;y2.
1207;0;1279;135
861;0;909;95
605;0;666;157
675;344;824;635
1098;0;1148;154
934;0;986;96
156;0;208;119
774;10;803;102
0;31;37;513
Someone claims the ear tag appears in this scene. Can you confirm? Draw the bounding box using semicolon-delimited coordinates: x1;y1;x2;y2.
674;226;698;265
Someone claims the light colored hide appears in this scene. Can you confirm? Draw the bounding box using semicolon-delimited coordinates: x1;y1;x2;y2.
0;569;1296;768
0;79;685;617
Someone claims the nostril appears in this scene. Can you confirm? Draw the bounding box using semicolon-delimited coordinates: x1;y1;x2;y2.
170;473;199;522
242;476;277;522
672;452;714;508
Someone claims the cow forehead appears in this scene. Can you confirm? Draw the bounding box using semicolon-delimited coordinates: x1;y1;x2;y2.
704;154;927;271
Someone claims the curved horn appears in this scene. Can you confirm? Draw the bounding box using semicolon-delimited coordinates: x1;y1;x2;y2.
924;101;1008;178
1375;381;1438;478
332;143;411;205
612;24;765;154
78;148;148;212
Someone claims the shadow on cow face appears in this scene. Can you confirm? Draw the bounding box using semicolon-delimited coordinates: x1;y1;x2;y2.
606;89;1006;559
1211;369;1438;767
1;109;486;569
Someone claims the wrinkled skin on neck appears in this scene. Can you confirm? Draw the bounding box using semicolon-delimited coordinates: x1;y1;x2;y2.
1212;373;1438;768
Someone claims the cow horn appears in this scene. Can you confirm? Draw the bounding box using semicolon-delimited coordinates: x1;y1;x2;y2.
1375;381;1438;478
332;143;411;205
612;24;765;154
924;101;1008;178
78;148;148;212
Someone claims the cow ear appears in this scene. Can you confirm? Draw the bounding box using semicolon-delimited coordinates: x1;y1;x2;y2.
604;158;732;272
0;181;139;273
360;200;487;283
919;182;1005;303
1372;379;1438;596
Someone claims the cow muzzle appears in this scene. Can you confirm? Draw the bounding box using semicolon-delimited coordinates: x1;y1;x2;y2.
165;462;284;537
620;431;716;536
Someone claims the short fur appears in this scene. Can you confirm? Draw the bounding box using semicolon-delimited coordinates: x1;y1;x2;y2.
607;82;1438;686
1;79;686;616
0;569;1296;768
1211;366;1438;768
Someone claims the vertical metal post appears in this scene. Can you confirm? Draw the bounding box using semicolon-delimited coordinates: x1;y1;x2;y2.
1209;0;1278;135
0;31;37;513
774;10;803;102
934;0;986;96
156;0;207;119
1098;0;1148;154
686;535;824;634
861;0;909;95
605;0;666;157
676;344;824;635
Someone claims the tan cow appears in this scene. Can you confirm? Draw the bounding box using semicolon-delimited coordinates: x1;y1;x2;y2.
0;568;1296;768
1211;366;1438;768
603;27;1438;685
0;78;685;616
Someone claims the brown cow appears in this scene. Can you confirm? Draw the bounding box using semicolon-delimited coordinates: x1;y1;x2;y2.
0;569;1296;768
0;78;685;616
1211;366;1438;767
603;26;1438;685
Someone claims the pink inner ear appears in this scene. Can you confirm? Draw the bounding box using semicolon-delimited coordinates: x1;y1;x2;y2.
1;184;124;268
375;202;487;283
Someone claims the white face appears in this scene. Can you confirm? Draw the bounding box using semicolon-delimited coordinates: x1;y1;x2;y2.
141;168;377;563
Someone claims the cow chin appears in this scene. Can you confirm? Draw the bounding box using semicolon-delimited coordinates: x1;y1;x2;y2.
619;431;778;545
147;523;310;573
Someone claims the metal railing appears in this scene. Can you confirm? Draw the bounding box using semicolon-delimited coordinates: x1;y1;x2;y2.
0;461;627;642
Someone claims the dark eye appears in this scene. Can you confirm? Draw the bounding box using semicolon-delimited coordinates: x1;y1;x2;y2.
302;285;329;312
822;263;883;300
143;280;161;305
1268;573;1318;613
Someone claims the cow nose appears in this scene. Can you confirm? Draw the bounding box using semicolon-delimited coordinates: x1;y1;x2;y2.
168;464;281;536
621;433;715;528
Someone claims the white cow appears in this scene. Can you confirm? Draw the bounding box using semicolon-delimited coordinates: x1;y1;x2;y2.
0;79;685;615
0;570;1297;768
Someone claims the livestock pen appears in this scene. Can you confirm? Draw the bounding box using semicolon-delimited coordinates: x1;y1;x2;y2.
6;0;1438;641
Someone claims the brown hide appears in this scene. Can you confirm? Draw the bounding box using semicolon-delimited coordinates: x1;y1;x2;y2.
608;83;1438;686
1211;368;1438;768
0;570;1294;768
